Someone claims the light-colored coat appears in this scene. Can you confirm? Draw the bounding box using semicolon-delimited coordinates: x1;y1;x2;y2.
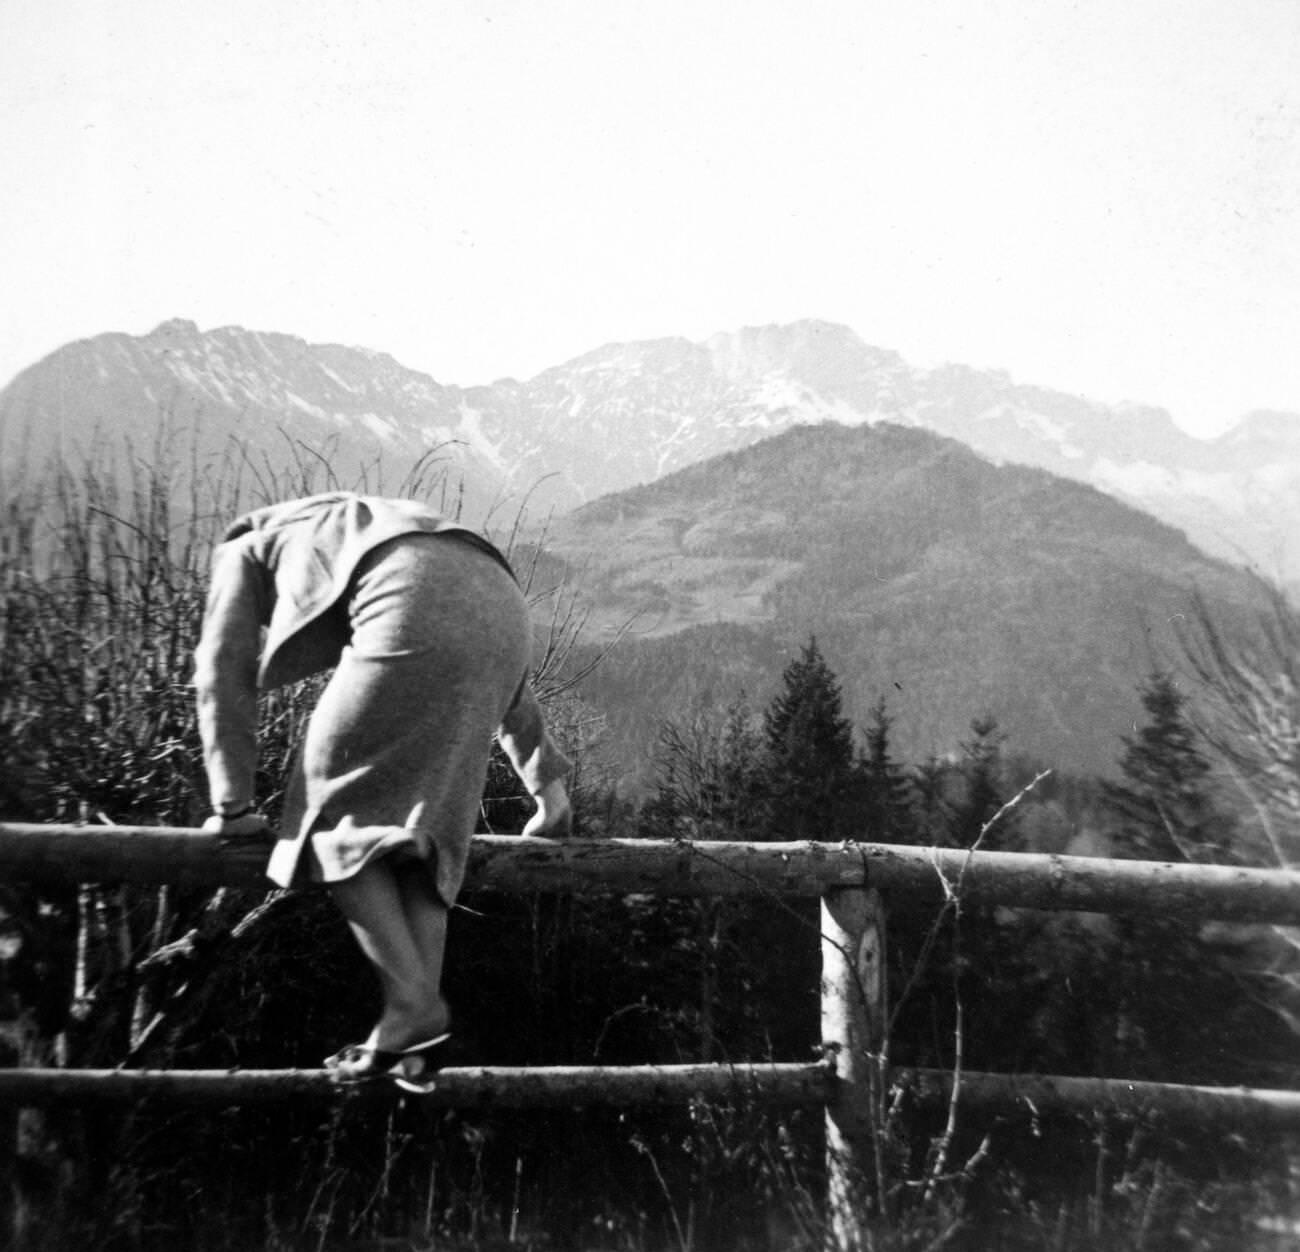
194;493;567;823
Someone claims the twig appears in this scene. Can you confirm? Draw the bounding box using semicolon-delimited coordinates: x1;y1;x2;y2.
631;1135;693;1252
923;771;1051;1200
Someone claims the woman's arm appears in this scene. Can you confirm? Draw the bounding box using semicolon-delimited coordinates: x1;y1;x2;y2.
498;682;574;837
194;537;269;816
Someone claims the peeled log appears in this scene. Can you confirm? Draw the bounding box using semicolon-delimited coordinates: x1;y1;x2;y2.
894;1069;1300;1132
3;1064;1298;1131
0;1063;828;1109
1;825;1298;925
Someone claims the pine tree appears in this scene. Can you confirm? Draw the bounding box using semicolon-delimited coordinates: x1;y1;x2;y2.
861;697;918;844
1103;670;1233;863
1099;670;1254;1082
910;753;953;848
947;714;1021;851
762;636;861;842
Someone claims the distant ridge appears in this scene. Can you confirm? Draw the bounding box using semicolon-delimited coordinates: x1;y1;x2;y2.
0;318;1295;589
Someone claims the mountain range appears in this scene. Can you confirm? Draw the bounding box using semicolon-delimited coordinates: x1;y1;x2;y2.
1;319;1295;592
0;318;1290;783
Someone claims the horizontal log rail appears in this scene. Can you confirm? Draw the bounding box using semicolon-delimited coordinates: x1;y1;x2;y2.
1;823;1298;924
3;1063;1298;1129
895;1069;1300;1132
0;1063;825;1110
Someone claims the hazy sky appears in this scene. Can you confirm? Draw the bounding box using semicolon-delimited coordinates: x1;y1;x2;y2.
2;0;1297;436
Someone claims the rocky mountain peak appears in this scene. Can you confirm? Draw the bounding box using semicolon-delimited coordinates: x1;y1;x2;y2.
147;318;202;341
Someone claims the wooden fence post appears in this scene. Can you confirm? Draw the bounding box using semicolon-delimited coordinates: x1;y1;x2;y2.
821;886;886;1252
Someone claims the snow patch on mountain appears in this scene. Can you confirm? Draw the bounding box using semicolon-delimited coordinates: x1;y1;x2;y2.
455;403;511;474
318;364;364;394
166;359;236;406
1092;459;1249;512
654;417;702;478
358;413;400;443
286;392;328;420
991;407;1086;460
748;376;871;429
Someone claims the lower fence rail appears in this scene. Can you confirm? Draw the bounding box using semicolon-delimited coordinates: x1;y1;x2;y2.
0;1063;825;1110
3;1063;1299;1129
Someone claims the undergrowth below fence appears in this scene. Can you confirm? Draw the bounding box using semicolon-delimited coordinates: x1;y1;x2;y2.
7;1095;1298;1252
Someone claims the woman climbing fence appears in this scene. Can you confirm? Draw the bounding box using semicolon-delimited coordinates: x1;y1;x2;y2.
193;491;573;1091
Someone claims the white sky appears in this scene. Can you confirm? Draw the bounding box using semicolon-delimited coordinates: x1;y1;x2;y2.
2;0;1297;437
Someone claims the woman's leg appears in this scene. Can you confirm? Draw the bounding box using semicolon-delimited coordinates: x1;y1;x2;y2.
394;859;450;1014
331;859;451;1050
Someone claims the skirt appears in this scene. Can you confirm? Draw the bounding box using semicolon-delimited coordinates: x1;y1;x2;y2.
265;532;531;906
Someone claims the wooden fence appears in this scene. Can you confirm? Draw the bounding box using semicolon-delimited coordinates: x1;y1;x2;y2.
3;823;1300;1249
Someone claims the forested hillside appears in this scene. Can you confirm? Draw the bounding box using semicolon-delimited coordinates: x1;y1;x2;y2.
547;421;1273;789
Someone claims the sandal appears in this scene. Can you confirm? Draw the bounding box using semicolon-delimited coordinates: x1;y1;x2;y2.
325;1032;453;1094
323;1042;362;1070
324;1042;401;1084
391;1032;454;1095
